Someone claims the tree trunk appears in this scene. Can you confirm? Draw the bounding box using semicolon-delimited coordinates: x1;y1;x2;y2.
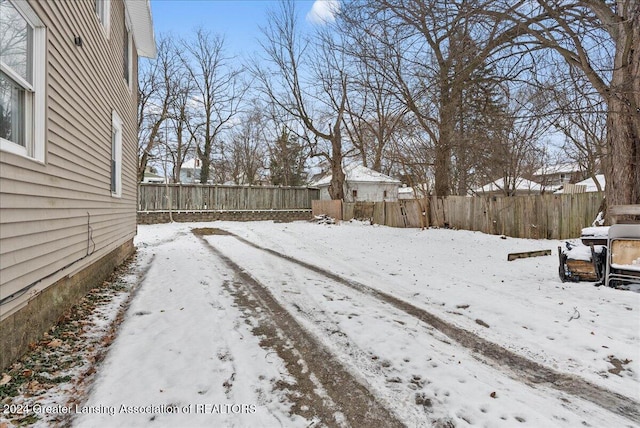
199;143;211;184
328;136;345;200
435;84;457;197
604;4;640;220
138;149;150;182
433;140;452;197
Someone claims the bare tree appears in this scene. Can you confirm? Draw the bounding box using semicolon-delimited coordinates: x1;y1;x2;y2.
548;70;606;190
165;66;199;183
179;29;246;184
344;1;545;197
388;122;435;196
514;0;639;213
475;87;548;196
137;35;180;181
255;0;349;199
338;23;409;174
227;104;269;185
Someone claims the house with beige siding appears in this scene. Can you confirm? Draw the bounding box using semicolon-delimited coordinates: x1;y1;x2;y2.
0;0;155;370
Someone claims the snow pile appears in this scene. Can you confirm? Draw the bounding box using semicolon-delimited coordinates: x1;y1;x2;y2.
563;242;605;261
581;226;610;238
314;214;335;225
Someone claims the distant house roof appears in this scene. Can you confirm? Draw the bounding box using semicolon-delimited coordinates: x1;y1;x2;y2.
181;158;201;170
312;164;400;187
578;174;606;192
533;162;581;177
555;174;605;193
142;172;164;183
398;183;431;196
472;177;542;195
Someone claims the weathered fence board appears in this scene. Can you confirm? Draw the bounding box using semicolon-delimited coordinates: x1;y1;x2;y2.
341;201;423;228
373;202;385;225
384;202;405;227
403;200;425;228
139;184;319;212
312;200;343;220
507;249;552;261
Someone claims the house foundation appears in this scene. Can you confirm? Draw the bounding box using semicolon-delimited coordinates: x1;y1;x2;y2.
0;240;135;372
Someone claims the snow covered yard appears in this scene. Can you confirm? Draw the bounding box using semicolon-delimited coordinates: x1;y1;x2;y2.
1;220;639;427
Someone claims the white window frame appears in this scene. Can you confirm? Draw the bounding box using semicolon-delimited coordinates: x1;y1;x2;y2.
0;0;46;163
111;111;123;197
94;0;111;38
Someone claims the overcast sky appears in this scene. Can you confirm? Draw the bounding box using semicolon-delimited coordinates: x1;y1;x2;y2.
150;0;340;56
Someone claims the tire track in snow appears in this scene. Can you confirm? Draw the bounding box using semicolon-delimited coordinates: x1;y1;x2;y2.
217;228;640;425
193;228;404;428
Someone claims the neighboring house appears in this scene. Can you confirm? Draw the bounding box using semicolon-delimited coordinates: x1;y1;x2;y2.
398;185;414;200
311;164;401;202
142;166;165;183
471;177;543;196
180;158;202;183
532;163;584;188
180;158;216;183
555;174;606;194
142;172;165;184
0;0;155;370
398;183;431;200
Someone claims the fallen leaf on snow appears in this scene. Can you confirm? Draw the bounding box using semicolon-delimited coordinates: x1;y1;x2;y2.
0;373;11;385
48;338;63;348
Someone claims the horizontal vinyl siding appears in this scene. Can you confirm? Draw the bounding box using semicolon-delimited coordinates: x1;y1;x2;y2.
0;0;139;318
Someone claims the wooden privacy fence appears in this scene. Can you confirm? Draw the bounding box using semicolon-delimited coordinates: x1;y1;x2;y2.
343;200;427;228
314;200;428;228
433;192;604;239
312;200;344;220
312;192;604;239
139;184;320;211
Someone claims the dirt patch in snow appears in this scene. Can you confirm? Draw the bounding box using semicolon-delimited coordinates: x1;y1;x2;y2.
607;356;633;376
211;228;640;425
193;228;404;427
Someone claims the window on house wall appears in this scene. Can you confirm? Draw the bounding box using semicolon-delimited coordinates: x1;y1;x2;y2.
94;0;110;35
123;22;132;87
383;190;388;198
111;111;122;197
352;189;358;199
0;0;46;162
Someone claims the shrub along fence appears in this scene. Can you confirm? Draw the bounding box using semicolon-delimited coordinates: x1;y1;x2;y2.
139;184;320;211
312;192;604;240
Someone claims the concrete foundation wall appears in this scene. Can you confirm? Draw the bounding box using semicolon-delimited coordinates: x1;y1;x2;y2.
0;239;135;372
137;210;313;224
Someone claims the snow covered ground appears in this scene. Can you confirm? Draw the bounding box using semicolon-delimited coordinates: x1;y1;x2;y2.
2;220;639;427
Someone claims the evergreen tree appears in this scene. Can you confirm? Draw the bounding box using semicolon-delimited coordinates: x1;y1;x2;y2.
269;127;307;186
